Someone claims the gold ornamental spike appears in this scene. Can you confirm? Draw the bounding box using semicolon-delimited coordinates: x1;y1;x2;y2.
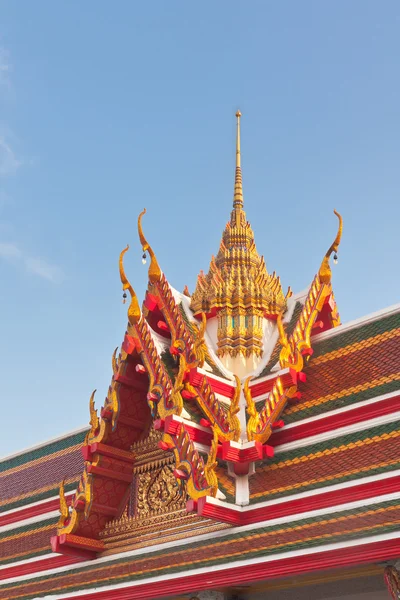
58;479;70;528
319;210;343;284
138;208;161;283
89;389;99;433
276;312;289;349
111;347;119;375
233;110;244;209
285;286;293;300
119;245;141;324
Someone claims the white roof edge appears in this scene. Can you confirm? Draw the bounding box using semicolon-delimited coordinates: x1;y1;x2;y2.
311;301;400;344
288;287;309;303
0;425;88;464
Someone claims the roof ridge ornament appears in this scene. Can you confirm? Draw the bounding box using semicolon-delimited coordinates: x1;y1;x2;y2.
138;208;161;283
88;389;99;437
57;479;70;528
318;210;343;284
119;245;141;324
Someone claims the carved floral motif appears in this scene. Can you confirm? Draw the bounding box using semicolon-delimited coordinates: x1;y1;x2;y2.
137;465;183;516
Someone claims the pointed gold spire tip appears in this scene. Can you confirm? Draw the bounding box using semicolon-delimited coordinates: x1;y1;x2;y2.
233;110;243;210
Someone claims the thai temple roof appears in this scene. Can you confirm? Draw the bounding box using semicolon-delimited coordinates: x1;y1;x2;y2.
0;113;399;600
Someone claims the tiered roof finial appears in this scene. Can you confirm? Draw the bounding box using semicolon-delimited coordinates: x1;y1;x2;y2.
191;112;288;363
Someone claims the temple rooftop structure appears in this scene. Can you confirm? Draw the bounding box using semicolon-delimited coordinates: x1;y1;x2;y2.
0;113;399;600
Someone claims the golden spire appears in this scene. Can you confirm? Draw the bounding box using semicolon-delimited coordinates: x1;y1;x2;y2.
191;111;288;360
233;110;243;209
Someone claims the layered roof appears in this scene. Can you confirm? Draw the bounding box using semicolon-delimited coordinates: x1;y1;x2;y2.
1;113;399;600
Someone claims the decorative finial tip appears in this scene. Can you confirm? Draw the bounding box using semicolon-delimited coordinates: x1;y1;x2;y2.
236;110;242;118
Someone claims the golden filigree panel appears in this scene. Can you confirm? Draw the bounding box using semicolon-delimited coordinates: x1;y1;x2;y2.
137;464;184;517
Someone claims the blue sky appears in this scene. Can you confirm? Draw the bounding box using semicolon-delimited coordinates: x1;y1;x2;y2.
1;1;399;456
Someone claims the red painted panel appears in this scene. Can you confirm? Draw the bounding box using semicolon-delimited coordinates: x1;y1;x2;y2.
190;370;235;399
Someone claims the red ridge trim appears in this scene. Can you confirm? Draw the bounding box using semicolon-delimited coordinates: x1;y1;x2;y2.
270;393;400;446
144;293;159;311
189;369;235;399
217;442;274;463
56;538;400;599
0;555;79;582
121;335;141;355
196;474;400;525
250;371;292;398
220;441;263;462
196;496;240;524
0;495;73;527
163;415;213;445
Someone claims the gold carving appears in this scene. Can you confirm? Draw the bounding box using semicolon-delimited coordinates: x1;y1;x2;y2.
88;389;99;438
277;312;303;372
138;208;162;283
244;376;257;421
204;428;219;496
119;245;141;324
191;113;289;358
57;469;92;535
192;312;207;368
57;479;70;528
164;353;186;418
111;347;119;375
164;423;218;500
319;210;343;284
137;465;183;517
98;427;232;555
277;311;292;368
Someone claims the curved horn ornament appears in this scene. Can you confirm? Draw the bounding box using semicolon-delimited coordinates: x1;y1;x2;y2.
119;245;141;324
138;208;161;282
319;210;343;284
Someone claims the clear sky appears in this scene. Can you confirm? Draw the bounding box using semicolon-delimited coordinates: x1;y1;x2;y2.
1;1;399;456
